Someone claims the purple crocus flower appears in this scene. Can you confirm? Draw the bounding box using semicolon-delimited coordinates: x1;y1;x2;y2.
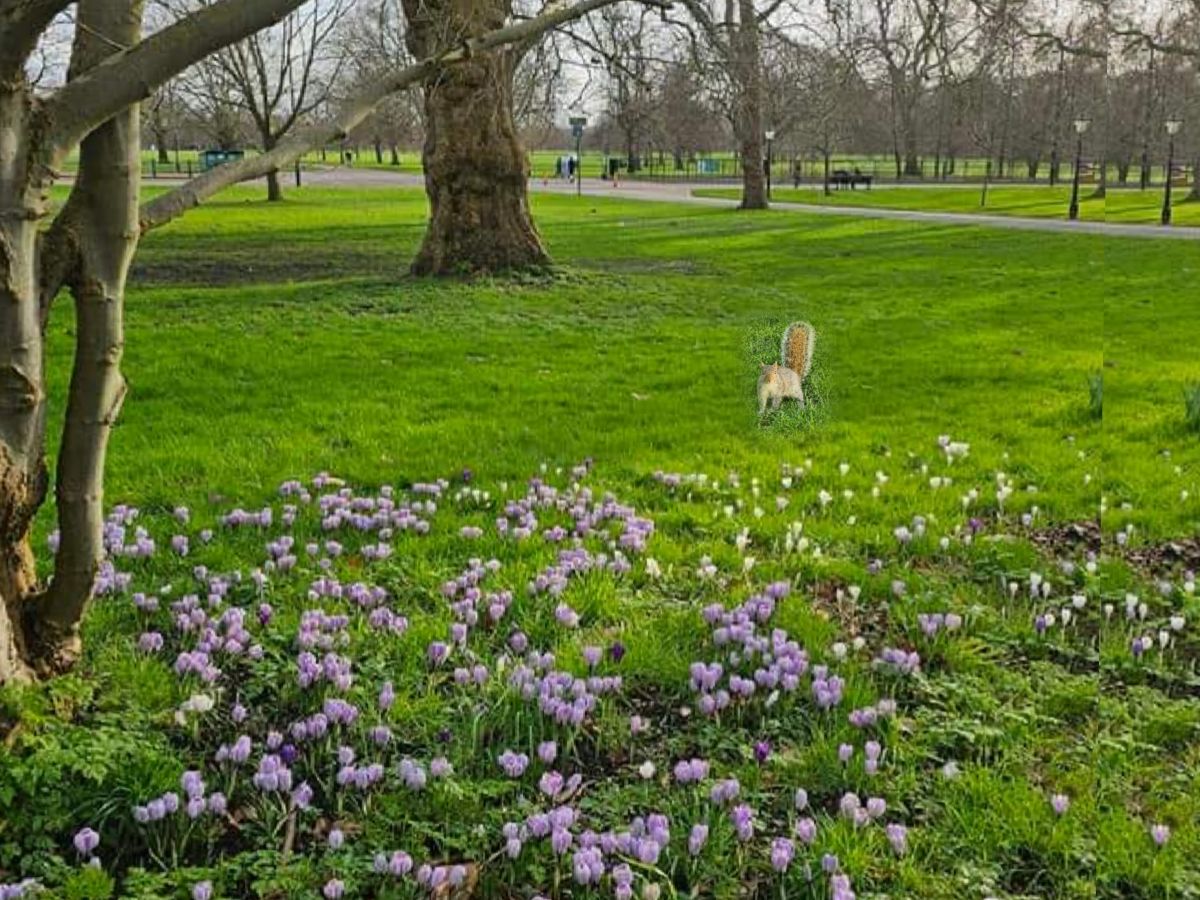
73;828;100;856
886;822;908;855
770;837;795;872
1050;793;1070;815
753;740;771;764
322;879;344;899
192;882;213;900
1150;824;1170;847
730;804;754;841
688;823;709;855
794;817;817;845
551;827;573;855
498;750;529;778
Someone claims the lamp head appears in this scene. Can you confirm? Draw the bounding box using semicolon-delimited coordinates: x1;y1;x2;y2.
1166;118;1183;136
1073;117;1090;135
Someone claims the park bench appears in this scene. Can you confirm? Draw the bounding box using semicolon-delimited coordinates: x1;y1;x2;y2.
829;168;873;190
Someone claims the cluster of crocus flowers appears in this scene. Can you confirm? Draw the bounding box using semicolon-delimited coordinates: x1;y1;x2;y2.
44;449;1195;900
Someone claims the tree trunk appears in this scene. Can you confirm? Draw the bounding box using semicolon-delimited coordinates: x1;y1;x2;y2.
262;131;283;201
390;144;400;165
734;0;766;210
374;139;383;164
403;0;547;275
0;0;142;685
1191;159;1200;200
0;88;52;685
41;31;137;665
1093;155;1107;199
902;126;920;177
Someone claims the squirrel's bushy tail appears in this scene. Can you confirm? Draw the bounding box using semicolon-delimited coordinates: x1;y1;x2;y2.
782;322;816;379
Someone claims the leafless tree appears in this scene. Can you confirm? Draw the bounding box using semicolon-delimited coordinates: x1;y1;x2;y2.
171;0;354;199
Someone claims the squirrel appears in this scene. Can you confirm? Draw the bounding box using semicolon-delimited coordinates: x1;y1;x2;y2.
757;321;816;416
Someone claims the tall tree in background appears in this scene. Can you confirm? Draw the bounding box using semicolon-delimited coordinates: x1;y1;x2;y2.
401;0;549;274
669;0;789;208
178;0;353;199
339;0;424;163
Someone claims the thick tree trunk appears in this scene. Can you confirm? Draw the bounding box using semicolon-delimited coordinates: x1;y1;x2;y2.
403;0;547;275
266;169;283;202
0;87;52;685
734;0;766;210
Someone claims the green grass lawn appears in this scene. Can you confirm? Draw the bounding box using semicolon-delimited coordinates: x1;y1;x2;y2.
696;185;1200;227
2;187;1197;899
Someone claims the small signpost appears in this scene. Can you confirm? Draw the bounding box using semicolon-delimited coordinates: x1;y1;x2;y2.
570;116;587;198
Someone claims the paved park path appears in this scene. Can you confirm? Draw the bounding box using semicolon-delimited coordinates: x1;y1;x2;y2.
303;166;1198;240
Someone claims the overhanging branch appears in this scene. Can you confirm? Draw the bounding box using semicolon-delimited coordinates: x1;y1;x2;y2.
139;0;632;232
43;0;311;163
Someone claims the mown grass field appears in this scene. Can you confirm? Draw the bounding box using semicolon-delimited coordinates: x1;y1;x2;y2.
2;187;1198;900
696;185;1200;227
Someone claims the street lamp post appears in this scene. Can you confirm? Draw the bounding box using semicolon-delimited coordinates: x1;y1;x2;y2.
765;130;776;200
569;116;587;198
1068;117;1090;221
1162;118;1183;226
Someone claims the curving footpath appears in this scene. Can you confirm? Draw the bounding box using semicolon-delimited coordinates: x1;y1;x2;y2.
305;166;1199;240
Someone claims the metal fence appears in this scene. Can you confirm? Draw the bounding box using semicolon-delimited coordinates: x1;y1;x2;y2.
615;154;1195;188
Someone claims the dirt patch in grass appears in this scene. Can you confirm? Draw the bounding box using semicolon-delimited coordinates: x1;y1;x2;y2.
132;248;394;286
1026;520;1101;557
1122;535;1200;575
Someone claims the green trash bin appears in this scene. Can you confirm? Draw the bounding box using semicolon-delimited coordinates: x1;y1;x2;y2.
199;149;245;171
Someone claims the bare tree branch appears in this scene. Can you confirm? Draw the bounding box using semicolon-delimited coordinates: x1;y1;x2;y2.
0;0;73;78
139;0;628;230
43;0;311;161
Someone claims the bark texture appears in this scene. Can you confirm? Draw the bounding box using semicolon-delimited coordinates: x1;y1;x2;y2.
0;83;52;684
403;0;548;275
36;0;140;673
733;0;767;210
